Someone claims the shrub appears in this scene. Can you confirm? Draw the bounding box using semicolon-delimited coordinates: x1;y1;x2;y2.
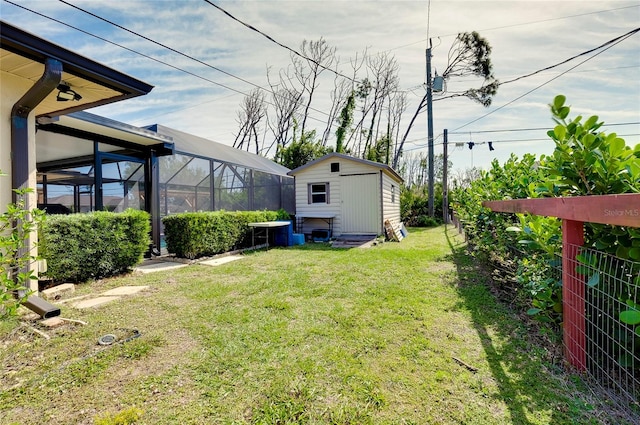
417;215;439;228
401;186;443;226
1;184;44;319
162;210;280;259
451;94;640;326
39;209;150;283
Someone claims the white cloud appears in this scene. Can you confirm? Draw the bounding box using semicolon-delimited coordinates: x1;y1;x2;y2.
2;0;638;172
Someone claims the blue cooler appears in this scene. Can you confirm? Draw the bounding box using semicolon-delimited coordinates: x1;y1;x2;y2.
274;221;293;246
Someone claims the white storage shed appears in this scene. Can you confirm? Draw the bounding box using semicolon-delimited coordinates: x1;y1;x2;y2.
287;153;403;238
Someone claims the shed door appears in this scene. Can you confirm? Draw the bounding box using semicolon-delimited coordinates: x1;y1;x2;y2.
341;174;379;234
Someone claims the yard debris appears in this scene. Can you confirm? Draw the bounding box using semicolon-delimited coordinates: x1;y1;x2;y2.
19;322;50;340
58;317;88;325
452;356;478;373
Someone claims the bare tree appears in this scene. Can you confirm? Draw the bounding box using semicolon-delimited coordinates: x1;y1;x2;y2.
293;38;337;136
233;88;266;154
266;67;304;157
390;91;408;167
363;53;399;155
321;76;351;146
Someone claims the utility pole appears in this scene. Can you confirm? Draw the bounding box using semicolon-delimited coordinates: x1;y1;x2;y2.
442;129;448;224
426;40;435;217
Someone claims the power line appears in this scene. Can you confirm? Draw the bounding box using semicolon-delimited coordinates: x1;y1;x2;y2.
53;0;331;122
451;28;639;132
203;0;360;84
448;122;640;135
498;27;640;86
4;0;329;127
386;4;640;52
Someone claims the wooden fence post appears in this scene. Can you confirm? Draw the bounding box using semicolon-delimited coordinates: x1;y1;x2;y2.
562;219;586;371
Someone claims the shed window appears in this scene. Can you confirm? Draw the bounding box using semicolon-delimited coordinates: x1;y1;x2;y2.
391;184;396;203
330;162;340;172
308;182;329;204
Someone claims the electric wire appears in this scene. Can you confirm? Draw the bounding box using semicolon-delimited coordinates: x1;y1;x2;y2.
450;28;639;132
386;4;640;51
448;122;640;135
498;27;640;86
5;0;332;128
53;0;331;122
203;0;361;84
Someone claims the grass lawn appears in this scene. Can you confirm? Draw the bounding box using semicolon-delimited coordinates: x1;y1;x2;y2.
0;226;632;424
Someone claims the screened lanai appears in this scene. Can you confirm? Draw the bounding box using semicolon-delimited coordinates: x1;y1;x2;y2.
36;114;294;253
147;125;294;219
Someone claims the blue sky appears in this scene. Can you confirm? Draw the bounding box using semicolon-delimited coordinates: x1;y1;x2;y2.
2;0;639;173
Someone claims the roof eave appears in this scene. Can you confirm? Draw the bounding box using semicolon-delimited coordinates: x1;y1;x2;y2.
0;21;153;98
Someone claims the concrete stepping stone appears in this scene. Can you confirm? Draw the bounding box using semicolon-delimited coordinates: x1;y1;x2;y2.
102;285;149;296
134;260;188;274
199;255;243;267
71;296;120;309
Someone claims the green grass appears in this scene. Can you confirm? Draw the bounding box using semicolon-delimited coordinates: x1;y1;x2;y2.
0;226;632;424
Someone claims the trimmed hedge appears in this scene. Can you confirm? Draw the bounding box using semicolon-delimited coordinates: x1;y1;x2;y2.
162;210;286;259
39;209;151;283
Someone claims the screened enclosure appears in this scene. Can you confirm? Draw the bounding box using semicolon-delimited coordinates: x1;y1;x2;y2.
36;114;294;252
149;125;294;219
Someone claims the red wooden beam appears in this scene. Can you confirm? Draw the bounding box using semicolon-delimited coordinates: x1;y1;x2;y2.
482;193;640;227
562;219;586;371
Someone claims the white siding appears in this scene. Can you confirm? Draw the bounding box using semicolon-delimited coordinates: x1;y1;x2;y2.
292;156;402;237
381;172;401;227
341;173;380;234
294;160;343;235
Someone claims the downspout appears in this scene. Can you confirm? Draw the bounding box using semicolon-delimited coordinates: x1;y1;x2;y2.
11;58;63;318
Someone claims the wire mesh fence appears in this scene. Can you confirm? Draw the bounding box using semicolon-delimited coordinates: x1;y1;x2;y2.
554;244;640;412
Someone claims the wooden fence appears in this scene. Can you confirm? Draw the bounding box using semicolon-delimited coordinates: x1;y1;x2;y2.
482;193;639;371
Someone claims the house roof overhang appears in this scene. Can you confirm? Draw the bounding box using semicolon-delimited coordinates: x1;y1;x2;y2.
36;111;175;170
1;20;154;118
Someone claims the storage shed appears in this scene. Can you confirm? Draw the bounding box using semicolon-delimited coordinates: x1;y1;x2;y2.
288;153;403;238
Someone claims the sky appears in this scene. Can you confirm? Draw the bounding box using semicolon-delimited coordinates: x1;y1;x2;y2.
2;0;639;174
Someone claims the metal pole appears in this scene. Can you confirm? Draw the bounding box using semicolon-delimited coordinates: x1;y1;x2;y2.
426;43;435;217
443;129;448;224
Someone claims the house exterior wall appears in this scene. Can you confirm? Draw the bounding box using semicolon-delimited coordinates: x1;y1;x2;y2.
1;71;40;212
293;156;402;237
293;159;343;235
381;171;401;226
2;72;41;290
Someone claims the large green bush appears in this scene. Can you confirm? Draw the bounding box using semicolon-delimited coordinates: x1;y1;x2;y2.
39;209;151;283
400;185;443;226
162;210;285;259
451;95;640;324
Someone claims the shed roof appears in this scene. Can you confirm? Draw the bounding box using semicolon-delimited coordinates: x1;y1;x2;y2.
1;20;153;117
287;152;403;183
147;125;291;177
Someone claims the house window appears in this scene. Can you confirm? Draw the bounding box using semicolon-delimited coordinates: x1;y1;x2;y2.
330;162;340;172
308;182;329;204
391;185;396;203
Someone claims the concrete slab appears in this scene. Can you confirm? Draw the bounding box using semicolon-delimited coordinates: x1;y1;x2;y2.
40;317;65;328
56;294;91;305
134;260;189;274
102;285;149;296
71;296;120;309
199;255;243;267
41;283;75;301
331;237;378;249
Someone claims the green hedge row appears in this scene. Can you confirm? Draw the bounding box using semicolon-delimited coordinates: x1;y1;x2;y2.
162;210;287;259
39;209;151;283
